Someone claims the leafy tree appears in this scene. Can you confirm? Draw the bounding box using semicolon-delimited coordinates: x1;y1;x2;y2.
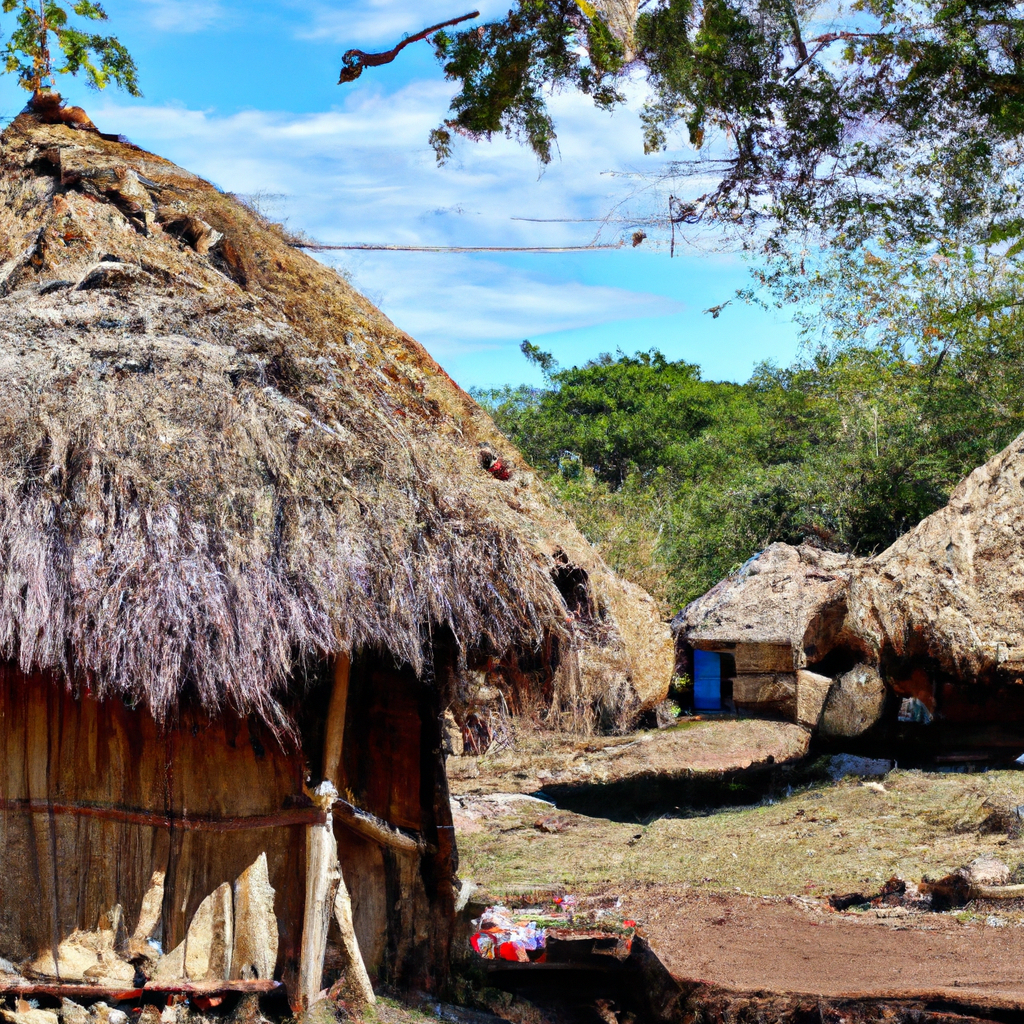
429;1;624;164
476;342;741;485
477;339;1024;610
3;0;139;97
423;0;1024;253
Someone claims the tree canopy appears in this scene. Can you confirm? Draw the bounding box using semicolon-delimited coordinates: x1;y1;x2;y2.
2;0;139;96
475;330;1024;609
426;0;1024;251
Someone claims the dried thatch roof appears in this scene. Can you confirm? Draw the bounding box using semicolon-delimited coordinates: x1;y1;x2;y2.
847;431;1024;680
674;542;855;656
0;106;672;728
675;432;1024;688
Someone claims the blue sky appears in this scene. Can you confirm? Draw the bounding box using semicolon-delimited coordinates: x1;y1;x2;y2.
0;0;803;389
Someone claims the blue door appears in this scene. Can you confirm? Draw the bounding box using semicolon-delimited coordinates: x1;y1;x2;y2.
693;650;721;711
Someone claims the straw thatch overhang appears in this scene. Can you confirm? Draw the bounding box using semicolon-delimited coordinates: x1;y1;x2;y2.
0;107;672;731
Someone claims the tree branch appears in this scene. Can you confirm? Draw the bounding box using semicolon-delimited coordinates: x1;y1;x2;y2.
339;11;480;84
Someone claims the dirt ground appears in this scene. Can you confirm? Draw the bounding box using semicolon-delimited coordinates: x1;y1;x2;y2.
451;720;1024;1005
447;719;809;796
626;885;1024;1002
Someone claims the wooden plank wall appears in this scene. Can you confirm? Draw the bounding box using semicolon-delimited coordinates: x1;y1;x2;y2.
0;667;306;976
339;656;455;993
0;656;457;996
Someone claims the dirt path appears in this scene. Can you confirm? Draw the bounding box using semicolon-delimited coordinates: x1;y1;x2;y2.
624;886;1024;1002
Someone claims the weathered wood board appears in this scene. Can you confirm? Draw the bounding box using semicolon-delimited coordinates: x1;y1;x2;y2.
0;666;305;974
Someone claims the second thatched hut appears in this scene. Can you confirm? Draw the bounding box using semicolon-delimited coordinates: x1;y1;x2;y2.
675;432;1024;757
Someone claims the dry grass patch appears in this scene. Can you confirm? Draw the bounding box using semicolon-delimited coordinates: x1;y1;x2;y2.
456;769;1024;898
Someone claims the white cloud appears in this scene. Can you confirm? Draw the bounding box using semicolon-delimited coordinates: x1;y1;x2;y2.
329;251;679;354
296;0;512;45
136;0;227;32
90;76;687;370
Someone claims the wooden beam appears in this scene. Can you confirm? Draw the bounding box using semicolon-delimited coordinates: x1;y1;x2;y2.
0;799;322;831
322;653;351;789
303;654;376;1009
145;980;282;995
332;797;423;853
0;980;281;998
973;883;1024;899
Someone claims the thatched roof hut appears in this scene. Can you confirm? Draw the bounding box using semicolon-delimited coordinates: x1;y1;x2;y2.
0;102;672;1004
848;433;1024;681
674;434;1024;751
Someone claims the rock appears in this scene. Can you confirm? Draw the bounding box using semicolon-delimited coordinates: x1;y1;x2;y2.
185;883;233;980
231;852;278;980
1;1009;59;1024
827;754;892;779
675;543;857;665
31;937;95;980
732;673;796;714
534;813;573;833
89;1006;128;1024
596;572;676;709
442;709;464;756
154;880;233;981
652;699;680;729
796;670;833;728
59;1001;89;1024
153;942;185;983
819;664;887;738
848;433;1024;682
128;869;165;960
82;954;136;985
29;910;134;983
965;854;1010;887
734;644;795;674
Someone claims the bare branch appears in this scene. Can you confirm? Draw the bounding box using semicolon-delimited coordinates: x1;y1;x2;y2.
339;11;480;84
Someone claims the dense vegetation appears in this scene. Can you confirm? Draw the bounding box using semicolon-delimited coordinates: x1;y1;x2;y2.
475;324;1024;612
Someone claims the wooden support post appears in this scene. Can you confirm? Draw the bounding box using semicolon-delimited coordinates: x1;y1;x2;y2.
322;653;351;790
297;654;376;1010
298;781;340;1010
